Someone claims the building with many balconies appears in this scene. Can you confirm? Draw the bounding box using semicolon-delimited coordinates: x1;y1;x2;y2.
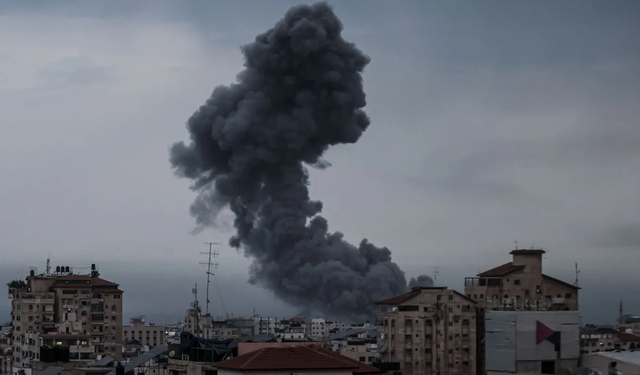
376;286;479;375
7;264;123;370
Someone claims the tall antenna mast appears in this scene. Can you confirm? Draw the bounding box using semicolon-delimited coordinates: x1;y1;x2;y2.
46;253;51;275
200;242;219;317
433;266;439;284
574;262;580;287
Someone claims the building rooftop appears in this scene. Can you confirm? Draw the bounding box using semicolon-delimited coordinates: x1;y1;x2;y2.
510;249;546;255
215;345;380;373
54;274;118;287
584;351;640;367
477;262;524;277
616;332;640;342
376;287;476;305
375;289;421;305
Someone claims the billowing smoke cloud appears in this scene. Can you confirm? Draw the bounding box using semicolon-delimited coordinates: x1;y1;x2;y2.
169;2;429;321
409;275;435;288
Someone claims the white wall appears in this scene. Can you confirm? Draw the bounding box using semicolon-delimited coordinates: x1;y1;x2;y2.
581;352;640;375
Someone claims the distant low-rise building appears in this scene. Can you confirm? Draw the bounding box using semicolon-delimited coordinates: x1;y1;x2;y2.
581;326;640;354
122;317;165;348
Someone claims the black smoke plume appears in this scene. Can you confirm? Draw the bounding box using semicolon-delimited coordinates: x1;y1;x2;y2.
409;275;435;288
170;2;428;321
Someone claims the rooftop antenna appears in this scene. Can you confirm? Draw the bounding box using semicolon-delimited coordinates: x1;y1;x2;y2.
191;283;199;311
46;253;51;275
514;240;518;250
433;266;439;284
200;242;219;317
574;262;580;287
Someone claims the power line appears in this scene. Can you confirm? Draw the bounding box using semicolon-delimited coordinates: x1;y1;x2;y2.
200;242;219;317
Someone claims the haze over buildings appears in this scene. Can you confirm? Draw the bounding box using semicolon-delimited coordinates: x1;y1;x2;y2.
0;0;639;326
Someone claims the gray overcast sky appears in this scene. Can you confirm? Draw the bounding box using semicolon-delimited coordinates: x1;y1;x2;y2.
1;0;639;324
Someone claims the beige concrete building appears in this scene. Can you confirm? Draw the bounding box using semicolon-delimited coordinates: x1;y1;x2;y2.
464;249;579;312
123;317;165;348
376;286;479;375
7;266;123;369
338;339;380;365
580;327;640;354
617;315;640;336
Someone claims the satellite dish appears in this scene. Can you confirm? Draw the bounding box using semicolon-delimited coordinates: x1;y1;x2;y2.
168;351;175;358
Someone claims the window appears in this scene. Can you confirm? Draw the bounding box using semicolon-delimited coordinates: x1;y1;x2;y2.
514;279;521;285
565;293;572;298
448;294;453;301
525;290;530;295
557;294;562;298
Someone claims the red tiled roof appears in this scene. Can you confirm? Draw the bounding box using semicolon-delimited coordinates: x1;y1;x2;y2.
55;275;118;287
542;274;580;290
617;332;640;342
478;262;524;277
375;289;421;305
319;347;383;374
216;345;380;373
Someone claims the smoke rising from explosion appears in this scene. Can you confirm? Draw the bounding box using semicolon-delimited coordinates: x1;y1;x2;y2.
169;2;429;321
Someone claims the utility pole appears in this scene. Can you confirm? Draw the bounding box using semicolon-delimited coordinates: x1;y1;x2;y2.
200;242;219;317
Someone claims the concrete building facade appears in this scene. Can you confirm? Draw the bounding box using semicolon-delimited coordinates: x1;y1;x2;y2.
464;249;579;312
376;286;479;375
7;266;123;370
123;317;165;348
580;326;640;354
484;311;580;375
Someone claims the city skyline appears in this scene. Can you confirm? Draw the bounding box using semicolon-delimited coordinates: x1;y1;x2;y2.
0;251;634;325
1;0;639;330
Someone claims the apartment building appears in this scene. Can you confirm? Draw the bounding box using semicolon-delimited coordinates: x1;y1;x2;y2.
338;338;380;364
581;326;640;354
309;317;327;338
7;265;123;369
618;315;640;336
376;286;479;375
464;249;579;311
122;317;165;348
